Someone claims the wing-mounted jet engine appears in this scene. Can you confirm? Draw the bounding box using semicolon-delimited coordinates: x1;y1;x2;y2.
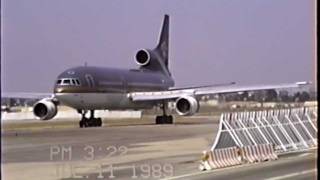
175;96;199;116
33;98;58;120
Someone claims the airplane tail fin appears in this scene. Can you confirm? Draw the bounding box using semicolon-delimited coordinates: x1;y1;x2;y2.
155;14;169;68
135;15;171;77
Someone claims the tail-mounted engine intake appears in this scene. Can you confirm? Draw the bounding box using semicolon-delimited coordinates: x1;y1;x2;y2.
135;49;153;66
175;96;199;116
33;98;58;120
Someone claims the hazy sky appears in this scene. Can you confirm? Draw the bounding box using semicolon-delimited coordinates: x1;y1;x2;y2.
1;0;316;93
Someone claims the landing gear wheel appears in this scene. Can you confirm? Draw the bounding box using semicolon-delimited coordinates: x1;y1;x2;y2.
155;101;174;124
155;115;173;124
84;119;90;127
78;110;103;128
92;118;98;127
90;118;102;127
79;120;84;128
97;118;102;127
165;115;173;124
92;119;97;127
156;116;162;124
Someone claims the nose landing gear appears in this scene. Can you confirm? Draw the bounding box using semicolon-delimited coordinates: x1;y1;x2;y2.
79;110;102;128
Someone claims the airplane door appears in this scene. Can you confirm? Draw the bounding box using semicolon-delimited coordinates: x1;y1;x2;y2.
85;74;95;88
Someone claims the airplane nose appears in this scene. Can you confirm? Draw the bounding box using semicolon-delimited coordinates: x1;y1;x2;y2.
54;87;64;93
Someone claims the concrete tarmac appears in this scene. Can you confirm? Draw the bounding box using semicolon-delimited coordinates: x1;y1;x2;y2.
1;116;317;180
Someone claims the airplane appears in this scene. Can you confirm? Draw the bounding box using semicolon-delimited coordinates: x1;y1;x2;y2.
3;15;309;128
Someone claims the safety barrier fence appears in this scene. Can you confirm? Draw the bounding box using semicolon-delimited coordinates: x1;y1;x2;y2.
200;106;317;171
199;144;277;170
199;147;241;170
240;144;278;163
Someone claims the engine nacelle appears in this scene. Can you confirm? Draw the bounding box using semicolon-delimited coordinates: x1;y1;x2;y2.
175;96;199;116
33;98;58;120
135;49;152;66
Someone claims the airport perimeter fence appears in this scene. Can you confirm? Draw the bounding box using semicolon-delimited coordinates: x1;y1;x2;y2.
199;106;317;171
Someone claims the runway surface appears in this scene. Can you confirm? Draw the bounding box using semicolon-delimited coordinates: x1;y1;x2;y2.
2;116;317;180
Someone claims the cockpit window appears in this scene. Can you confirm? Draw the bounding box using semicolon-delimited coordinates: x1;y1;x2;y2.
63;79;71;85
72;79;76;85
75;79;80;86
56;78;81;86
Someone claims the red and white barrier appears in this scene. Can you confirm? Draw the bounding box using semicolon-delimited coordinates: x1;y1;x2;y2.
200;144;278;171
258;144;268;161
199;147;242;170
208;151;219;168
240;144;277;164
252;145;261;162
264;144;278;160
241;146;255;163
213;150;224;168
229;147;242;164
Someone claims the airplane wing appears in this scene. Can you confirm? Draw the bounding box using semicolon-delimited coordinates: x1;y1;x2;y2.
168;82;236;91
129;81;310;101
1;92;52;99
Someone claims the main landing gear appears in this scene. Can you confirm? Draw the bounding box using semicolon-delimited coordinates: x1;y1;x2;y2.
79;110;102;128
155;101;174;124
